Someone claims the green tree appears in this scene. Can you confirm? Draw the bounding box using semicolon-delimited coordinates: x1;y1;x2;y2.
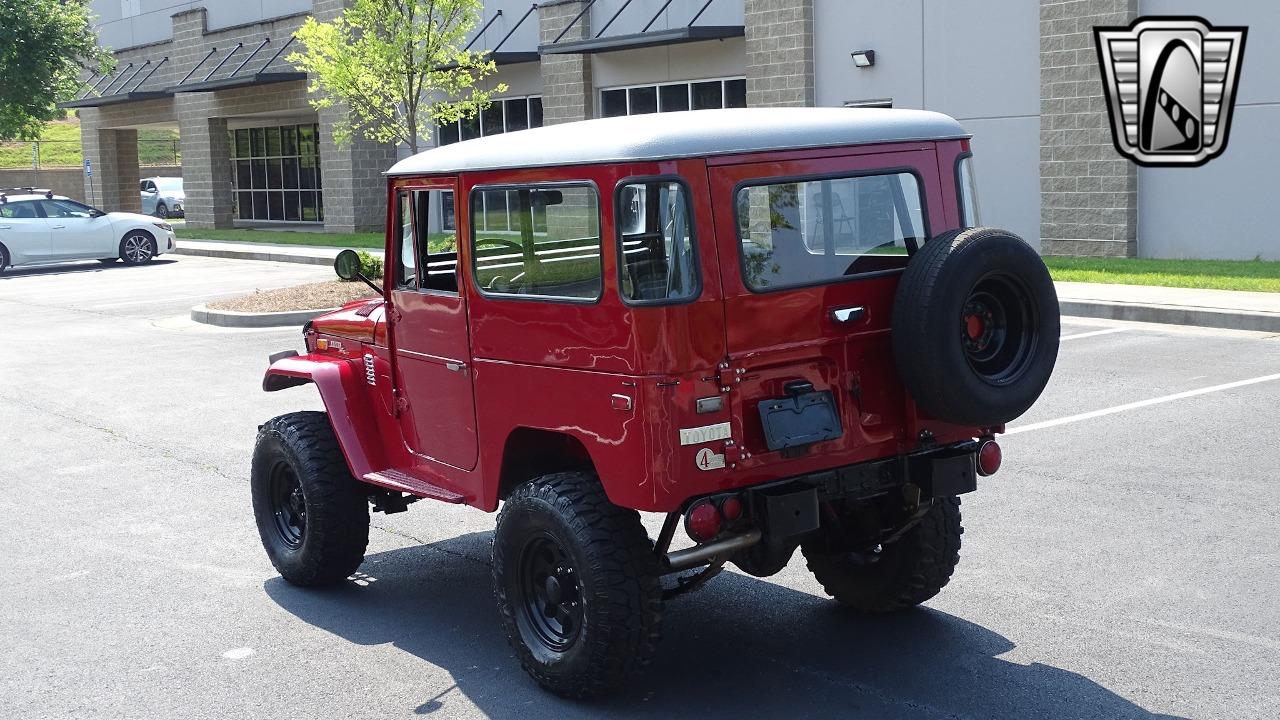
0;0;113;141
289;0;506;154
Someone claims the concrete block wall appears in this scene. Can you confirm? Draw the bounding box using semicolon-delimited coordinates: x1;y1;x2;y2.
1040;0;1138;257
745;0;814;108
538;0;594;124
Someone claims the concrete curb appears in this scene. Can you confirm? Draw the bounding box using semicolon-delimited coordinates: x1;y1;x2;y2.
191;304;339;328
174;245;336;266
1060;299;1280;333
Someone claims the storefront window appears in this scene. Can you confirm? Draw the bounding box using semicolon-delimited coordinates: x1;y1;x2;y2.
600;78;747;117
230;122;323;222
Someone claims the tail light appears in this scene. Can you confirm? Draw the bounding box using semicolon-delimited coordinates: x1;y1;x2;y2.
977;440;1002;476
684;500;722;542
719;494;744;522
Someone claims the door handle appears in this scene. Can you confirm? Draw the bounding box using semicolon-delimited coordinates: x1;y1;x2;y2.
829;306;866;323
444;362;466;373
51;225;66;229
0;225;10;230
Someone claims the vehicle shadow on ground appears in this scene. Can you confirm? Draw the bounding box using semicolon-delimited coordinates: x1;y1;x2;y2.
0;259;176;279
265;531;1184;720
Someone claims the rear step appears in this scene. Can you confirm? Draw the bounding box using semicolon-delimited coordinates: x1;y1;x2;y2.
363;469;467;504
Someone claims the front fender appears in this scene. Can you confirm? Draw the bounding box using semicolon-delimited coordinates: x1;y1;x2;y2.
263;353;387;478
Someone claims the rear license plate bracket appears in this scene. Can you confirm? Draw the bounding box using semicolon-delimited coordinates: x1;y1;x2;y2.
757;390;843;452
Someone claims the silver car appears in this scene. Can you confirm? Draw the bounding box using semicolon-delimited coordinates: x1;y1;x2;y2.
140;177;185;219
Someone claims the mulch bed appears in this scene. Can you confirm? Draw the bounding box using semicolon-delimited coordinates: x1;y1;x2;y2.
208;280;378;313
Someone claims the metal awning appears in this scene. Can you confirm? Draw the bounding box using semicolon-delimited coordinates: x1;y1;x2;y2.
438;4;540;70
60;56;171;108
540;25;743;55
166;36;303;94
538;0;742;56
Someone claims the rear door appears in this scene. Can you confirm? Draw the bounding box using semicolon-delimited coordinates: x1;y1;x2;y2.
0;201;52;263
387;183;479;471
708;147;947;466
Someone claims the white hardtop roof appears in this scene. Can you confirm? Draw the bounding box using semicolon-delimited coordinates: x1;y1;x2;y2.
387;107;968;176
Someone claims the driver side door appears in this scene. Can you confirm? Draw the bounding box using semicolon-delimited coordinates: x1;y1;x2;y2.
387;184;479;472
39;199;117;260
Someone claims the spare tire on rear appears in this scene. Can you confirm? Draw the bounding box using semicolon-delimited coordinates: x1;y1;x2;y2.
891;227;1059;426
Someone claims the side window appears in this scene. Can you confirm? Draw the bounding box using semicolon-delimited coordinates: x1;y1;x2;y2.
957;155;981;228
471;184;601;301
393;190;416;289
616;179;699;303
38;200;93;219
735;172;927;291
393;188;460;294
1;202;40;219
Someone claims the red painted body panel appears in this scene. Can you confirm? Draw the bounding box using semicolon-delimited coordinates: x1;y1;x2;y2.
270;139;991;513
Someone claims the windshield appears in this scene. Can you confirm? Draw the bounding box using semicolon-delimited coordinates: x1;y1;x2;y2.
155;178;183;193
735;171;926;291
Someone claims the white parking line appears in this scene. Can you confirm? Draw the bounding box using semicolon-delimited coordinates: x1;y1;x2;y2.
1007;372;1280;435
1060;327;1129;341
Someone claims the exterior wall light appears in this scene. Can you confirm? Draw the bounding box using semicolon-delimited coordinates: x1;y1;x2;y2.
851;50;876;68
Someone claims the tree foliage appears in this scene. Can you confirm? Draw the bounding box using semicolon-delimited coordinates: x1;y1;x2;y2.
0;0;114;141
289;0;506;154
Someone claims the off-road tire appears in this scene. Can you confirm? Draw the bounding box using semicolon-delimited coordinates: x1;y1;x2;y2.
802;497;962;612
493;472;663;698
251;411;369;586
892;227;1059;426
119;231;157;265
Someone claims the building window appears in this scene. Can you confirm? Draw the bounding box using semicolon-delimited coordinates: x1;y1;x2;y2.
230;123;322;222
600;78;747;117
437;95;543;147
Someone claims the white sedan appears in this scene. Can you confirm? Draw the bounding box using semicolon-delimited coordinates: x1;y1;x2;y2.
0;190;176;273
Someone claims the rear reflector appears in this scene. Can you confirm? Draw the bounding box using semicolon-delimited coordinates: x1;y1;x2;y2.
977;440;1002;476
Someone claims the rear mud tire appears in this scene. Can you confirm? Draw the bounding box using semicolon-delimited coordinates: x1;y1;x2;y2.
251;411;369;586
892;227;1059;426
493;472;663;698
802;498;962;612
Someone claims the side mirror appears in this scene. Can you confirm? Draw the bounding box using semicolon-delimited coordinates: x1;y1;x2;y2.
89;209;105;218
334;248;361;281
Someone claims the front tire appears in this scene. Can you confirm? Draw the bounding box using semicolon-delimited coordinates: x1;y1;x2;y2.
802;497;962;612
493;472;663;698
154;202;169;219
251;411;369;586
119;231;156;265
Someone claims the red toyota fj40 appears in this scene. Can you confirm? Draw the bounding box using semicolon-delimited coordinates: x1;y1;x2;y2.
252;108;1059;697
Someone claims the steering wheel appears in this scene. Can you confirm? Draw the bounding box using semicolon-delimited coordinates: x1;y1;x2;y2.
475;237;528;291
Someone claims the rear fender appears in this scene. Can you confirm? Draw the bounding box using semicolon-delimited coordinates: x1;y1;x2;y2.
263;353;387;478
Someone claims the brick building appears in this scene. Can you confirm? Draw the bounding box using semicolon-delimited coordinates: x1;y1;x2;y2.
73;1;1277;259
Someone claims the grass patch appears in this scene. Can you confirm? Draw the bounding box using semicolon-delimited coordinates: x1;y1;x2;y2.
175;227;385;249
0;119;179;168
1044;256;1280;293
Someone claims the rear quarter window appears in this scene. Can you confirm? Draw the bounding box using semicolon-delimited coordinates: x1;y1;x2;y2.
734;171;927;292
471;183;602;302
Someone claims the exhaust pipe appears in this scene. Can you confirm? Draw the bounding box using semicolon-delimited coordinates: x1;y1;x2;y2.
664;528;762;572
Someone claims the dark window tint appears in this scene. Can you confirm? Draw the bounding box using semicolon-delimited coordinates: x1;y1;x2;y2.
629;86;658;114
601;89;628;118
529;97;543;127
692;81;723;110
725;79;747;108
617;180;699;303
482;101;505;135
505;99;529;131
438;119;460;146
659;84;689;112
735;172;926;291
460;114;480;141
472;185;601;301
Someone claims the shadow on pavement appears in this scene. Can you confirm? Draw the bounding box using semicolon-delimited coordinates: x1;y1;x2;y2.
0;258;176;279
265;531;1184;720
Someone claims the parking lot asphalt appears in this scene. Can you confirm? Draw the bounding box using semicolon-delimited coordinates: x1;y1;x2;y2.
2;255;1278;720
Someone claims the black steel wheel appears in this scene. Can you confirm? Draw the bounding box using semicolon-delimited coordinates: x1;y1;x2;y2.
518;533;584;652
961;272;1039;386
251;411;369;586
493;472;663;698
892;227;1059;425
